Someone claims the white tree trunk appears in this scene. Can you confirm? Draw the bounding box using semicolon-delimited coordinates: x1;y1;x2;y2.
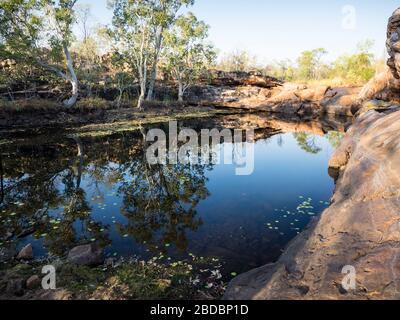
137;69;147;109
178;81;184;102
147;28;163;101
63;45;79;107
137;87;145;109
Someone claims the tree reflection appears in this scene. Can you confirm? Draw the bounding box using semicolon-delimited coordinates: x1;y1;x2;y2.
117;160;210;254
0;130;211;258
293;132;322;154
0;138;111;256
325;131;344;149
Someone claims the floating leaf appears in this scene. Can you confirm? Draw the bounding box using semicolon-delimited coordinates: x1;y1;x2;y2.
231;272;238;277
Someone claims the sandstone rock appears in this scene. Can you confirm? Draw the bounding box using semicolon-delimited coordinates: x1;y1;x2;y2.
67;244;104;266
225;109;400;300
387;8;400;79
16;244;33;261
26;275;41;290
207;70;283;88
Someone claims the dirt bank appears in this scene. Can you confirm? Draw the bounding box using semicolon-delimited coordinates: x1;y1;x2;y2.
224;106;400;300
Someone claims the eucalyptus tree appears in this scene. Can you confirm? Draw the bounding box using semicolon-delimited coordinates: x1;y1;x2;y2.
0;0;79;107
163;13;216;102
110;0;154;109
145;0;194;101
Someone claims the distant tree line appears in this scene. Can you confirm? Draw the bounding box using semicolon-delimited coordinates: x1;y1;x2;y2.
218;40;382;85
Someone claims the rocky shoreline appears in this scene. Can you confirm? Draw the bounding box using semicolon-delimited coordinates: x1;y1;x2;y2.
0;243;227;300
224;106;400;300
223;7;400;301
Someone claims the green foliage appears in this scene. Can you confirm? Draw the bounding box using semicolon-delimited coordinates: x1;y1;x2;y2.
293;133;322;154
163;12;216;101
297;48;328;80
0;0;80;106
325;131;344;149
218;50;259;72
0;0;42;62
329;40;376;84
266;40;377;84
266;59;296;81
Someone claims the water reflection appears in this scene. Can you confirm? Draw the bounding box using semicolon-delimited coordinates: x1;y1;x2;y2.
0;113;348;273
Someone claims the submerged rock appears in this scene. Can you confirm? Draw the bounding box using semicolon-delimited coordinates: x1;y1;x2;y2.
16;244;33;261
67;244;104;266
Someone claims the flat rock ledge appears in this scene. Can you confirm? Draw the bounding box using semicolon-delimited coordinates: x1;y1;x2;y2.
224;107;400;300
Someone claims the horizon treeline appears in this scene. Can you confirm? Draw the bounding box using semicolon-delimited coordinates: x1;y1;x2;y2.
0;0;382;109
219;40;383;86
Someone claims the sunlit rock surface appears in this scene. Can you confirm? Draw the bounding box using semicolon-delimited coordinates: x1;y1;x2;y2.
225;108;400;300
191;82;359;117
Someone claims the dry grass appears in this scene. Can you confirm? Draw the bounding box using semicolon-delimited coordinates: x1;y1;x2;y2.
75;97;112;111
0;98;60;113
128;99;185;110
0;97;114;113
293;77;366;88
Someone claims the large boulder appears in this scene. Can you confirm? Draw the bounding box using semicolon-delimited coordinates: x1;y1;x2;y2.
67;244;104;266
387;8;400;79
207;70;283;88
16;244;33;261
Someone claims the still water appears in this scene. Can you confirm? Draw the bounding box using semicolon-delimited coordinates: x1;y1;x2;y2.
0;115;346;275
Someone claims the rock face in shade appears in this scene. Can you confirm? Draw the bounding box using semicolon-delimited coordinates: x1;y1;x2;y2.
207;70;284;88
224;108;400;300
387;8;400;79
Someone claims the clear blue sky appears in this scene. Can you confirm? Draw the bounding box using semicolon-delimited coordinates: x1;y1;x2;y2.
80;0;398;62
